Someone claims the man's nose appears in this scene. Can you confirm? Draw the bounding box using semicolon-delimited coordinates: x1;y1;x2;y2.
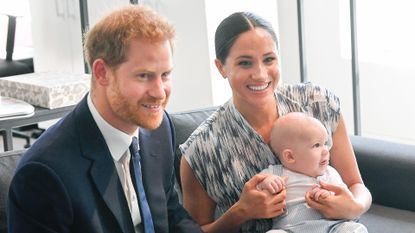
148;77;167;99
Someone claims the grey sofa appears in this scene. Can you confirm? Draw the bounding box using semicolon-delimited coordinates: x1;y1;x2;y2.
170;107;415;233
1;107;415;233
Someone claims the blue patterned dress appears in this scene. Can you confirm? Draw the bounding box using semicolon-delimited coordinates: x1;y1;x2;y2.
180;83;341;233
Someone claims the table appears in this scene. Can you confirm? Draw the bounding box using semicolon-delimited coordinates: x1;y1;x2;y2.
0;105;75;151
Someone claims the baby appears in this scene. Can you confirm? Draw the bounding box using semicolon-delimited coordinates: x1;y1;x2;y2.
257;112;367;233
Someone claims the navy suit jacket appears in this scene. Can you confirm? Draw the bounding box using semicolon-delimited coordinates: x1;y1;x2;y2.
7;96;202;233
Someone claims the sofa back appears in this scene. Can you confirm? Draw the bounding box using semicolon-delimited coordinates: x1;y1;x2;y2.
350;135;415;212
0;149;25;233
170;106;217;189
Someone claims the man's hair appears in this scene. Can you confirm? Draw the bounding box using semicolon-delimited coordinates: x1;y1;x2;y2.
84;5;175;70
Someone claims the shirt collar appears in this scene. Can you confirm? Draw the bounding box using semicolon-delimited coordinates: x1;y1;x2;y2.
87;93;139;162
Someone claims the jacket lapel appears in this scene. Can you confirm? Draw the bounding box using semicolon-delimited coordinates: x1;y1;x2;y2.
75;96;133;233
138;113;174;232
138;128;162;183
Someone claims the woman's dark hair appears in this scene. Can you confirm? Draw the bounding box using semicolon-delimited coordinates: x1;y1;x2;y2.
215;12;279;64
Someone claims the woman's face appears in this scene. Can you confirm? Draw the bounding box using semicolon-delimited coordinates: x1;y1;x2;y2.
216;28;280;108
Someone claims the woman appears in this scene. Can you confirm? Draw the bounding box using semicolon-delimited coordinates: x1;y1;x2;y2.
180;12;371;233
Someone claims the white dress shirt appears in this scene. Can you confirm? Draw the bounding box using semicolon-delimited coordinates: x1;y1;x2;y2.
87;94;142;232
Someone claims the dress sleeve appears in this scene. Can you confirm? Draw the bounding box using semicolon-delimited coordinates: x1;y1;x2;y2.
259;164;284;176
302;82;341;134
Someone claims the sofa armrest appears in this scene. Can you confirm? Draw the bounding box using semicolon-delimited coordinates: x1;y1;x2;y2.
350;135;415;212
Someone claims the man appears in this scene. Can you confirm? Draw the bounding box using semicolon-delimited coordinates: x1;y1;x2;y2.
7;5;202;233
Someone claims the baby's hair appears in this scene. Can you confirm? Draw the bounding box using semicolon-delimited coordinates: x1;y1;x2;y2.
270;112;326;157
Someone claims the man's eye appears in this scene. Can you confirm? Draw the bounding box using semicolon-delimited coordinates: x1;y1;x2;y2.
138;73;150;79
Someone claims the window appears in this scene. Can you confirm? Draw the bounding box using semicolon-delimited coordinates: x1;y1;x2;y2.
298;0;415;145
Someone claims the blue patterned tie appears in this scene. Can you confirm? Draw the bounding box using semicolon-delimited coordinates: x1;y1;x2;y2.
129;136;155;233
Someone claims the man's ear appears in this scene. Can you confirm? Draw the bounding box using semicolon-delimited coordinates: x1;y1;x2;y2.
214;59;227;79
281;149;295;164
92;58;110;86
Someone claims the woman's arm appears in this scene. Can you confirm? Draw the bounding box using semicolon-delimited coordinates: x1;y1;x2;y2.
306;113;372;219
181;158;286;233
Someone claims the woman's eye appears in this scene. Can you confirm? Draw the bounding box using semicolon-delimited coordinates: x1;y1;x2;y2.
238;60;252;67
264;56;276;64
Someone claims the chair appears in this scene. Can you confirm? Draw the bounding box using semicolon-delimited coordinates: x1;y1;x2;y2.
0;13;36;148
0;14;34;77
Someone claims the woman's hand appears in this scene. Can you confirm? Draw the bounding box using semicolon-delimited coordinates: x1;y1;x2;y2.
235;174;286;221
305;181;366;220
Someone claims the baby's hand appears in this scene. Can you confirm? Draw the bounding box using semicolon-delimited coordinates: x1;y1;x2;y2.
309;184;333;201
256;175;288;194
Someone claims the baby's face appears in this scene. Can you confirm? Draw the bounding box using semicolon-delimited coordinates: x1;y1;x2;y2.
290;124;330;177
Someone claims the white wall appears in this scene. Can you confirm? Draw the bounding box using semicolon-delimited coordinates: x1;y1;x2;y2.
29;0;85;73
29;0;131;74
87;0;129;26
275;0;301;85
158;0;214;113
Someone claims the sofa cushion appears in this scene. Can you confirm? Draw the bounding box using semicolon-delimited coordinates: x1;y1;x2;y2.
360;204;415;233
0;149;25;233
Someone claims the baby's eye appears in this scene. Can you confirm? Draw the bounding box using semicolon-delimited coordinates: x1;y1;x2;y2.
313;143;321;148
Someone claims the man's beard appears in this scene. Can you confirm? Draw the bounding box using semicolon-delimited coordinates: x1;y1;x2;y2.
109;80;168;130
